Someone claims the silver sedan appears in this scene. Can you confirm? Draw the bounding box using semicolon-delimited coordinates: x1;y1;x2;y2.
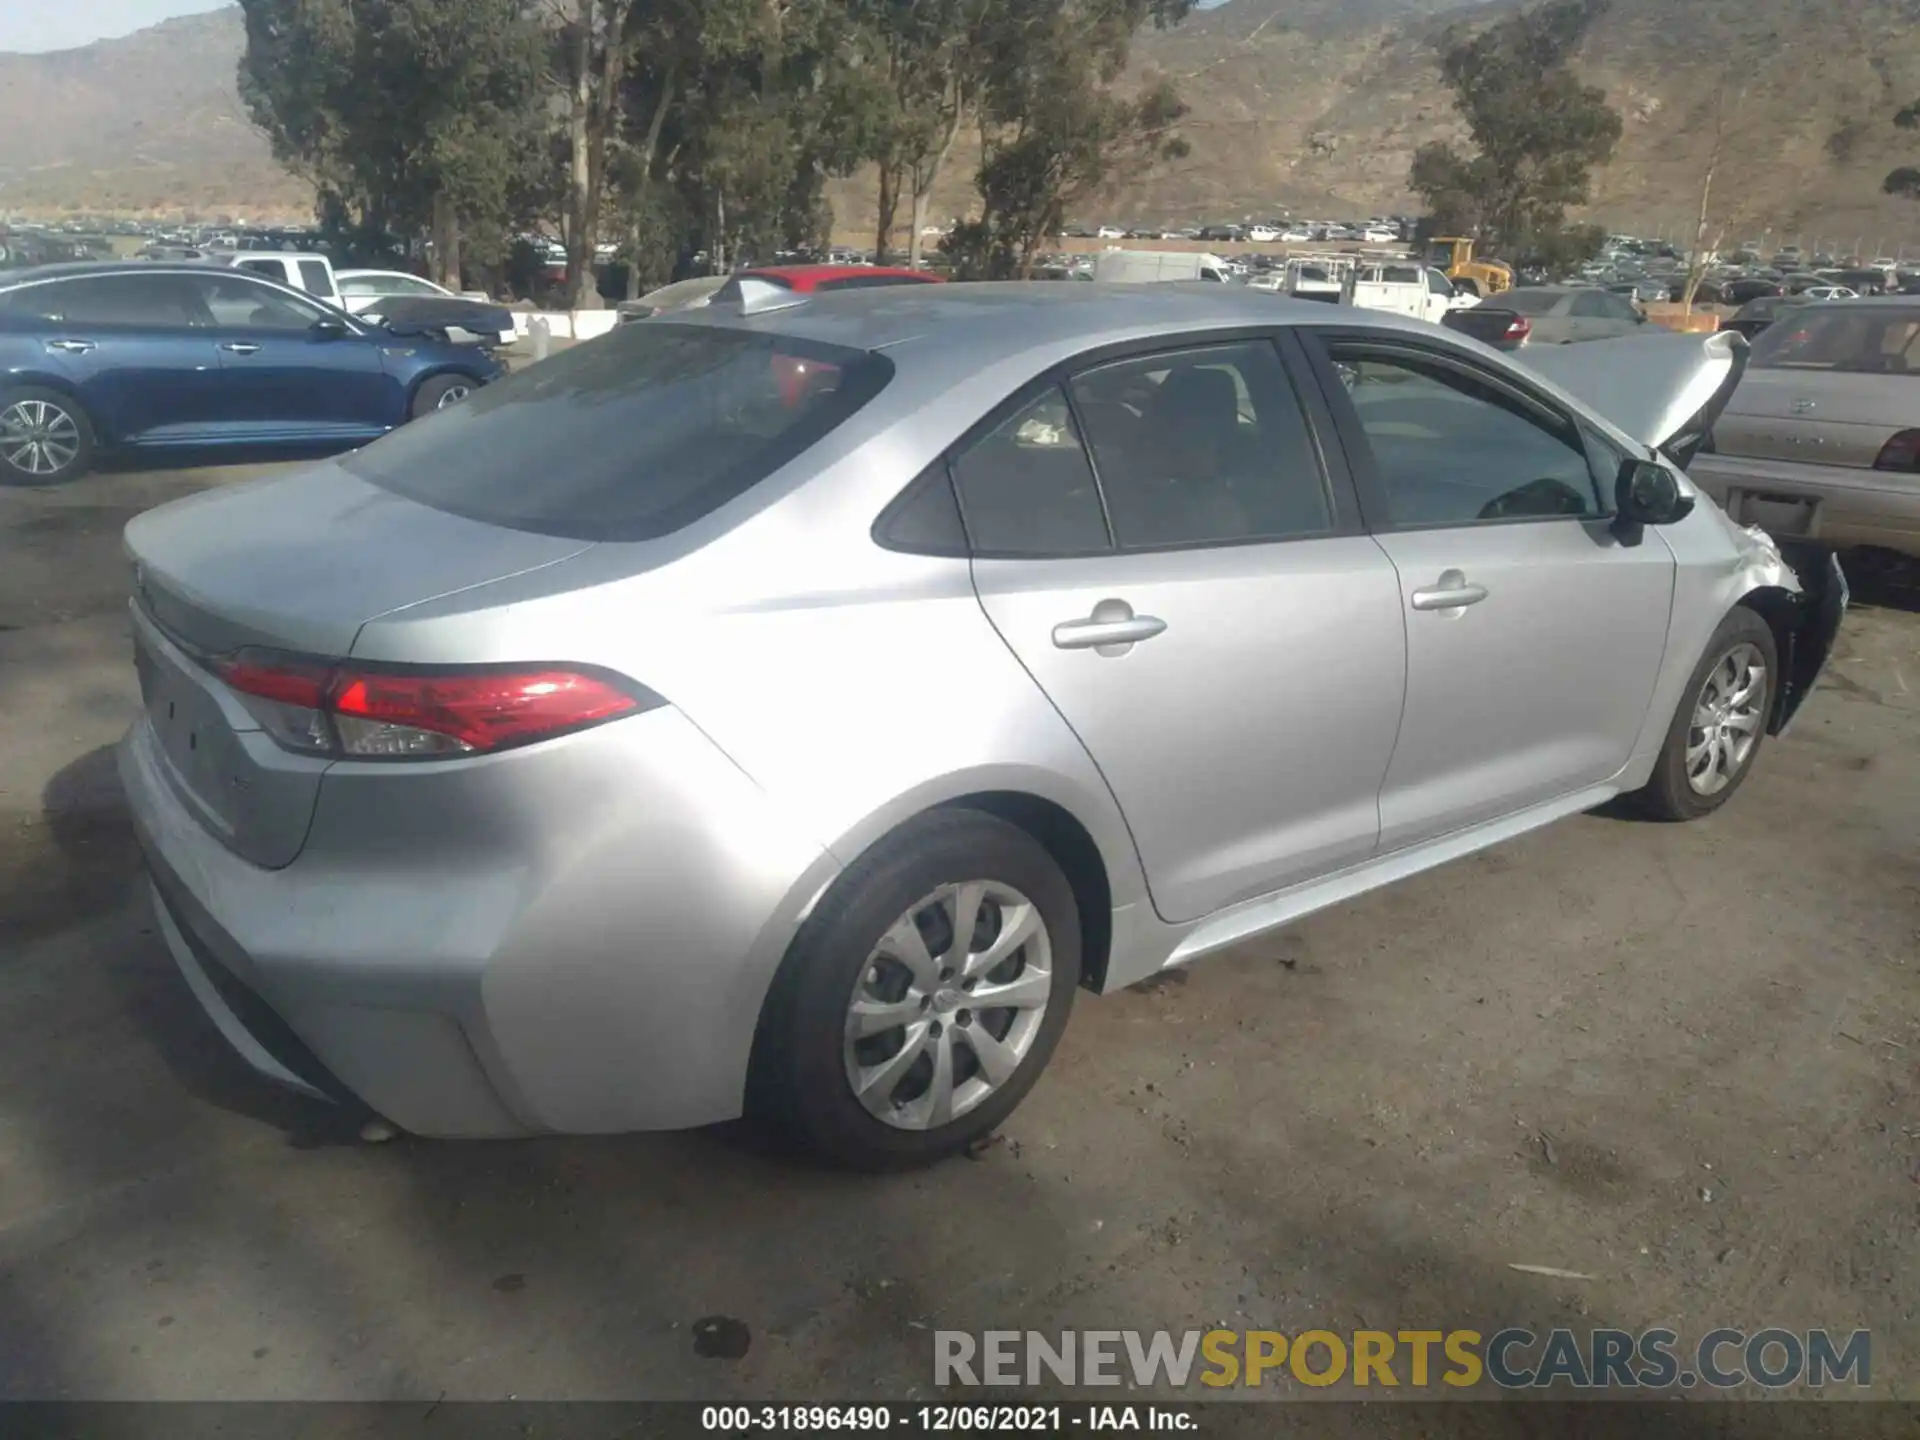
118;286;1843;1168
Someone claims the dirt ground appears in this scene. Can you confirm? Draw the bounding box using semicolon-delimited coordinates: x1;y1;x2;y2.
0;460;1915;1417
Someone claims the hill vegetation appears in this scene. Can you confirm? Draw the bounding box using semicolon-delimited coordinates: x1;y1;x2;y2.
4;0;1919;250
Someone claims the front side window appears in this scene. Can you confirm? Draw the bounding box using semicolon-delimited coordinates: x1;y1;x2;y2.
191;274;329;330
1068;340;1332;548
1324;345;1602;527
1570;292;1611;318
345;323;893;542
1750;307;1920;375
949;386;1109;557
1427;270;1454;296
237;259;283;281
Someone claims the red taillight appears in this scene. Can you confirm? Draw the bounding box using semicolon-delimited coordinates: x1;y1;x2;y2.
216;655;329;708
1502;314;1532;344
1873;429;1920;472
213;650;655;760
331;668;641;753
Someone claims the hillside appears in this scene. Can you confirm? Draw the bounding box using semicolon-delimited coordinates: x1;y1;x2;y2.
0;7;308;219
4;0;1920;249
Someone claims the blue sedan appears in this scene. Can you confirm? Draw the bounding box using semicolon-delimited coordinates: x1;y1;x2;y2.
0;262;506;483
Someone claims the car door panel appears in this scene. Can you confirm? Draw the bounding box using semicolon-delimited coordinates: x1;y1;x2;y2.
1366;522;1673;847
975;541;1408;921
1304;334;1676;852
187;273;396;443
959;335;1406;925
0;274;225;444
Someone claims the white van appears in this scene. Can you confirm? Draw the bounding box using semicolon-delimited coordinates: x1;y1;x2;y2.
1091;250;1231;284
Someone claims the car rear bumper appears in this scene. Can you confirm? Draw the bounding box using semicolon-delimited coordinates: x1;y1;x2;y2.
118;706;837;1137
1692;453;1920;557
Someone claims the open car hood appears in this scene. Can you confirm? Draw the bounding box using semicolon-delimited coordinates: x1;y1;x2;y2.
369;295;515;337
1517;328;1749;467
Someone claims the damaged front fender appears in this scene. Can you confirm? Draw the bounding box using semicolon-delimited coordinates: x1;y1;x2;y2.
1731;525;1849;736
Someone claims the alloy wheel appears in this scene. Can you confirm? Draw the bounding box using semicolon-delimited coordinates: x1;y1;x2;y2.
1686;642;1767;796
0;399;81;477
843;881;1053;1131
435;382;473;409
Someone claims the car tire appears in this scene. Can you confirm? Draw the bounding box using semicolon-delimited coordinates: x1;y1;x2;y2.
410;374;476;420
0;386;95;485
1634;606;1778;822
749;809;1081;1171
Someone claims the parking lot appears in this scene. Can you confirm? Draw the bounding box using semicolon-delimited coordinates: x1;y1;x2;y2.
1;460;1916;1409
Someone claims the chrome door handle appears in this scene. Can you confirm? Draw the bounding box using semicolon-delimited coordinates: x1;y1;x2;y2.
1052;601;1167;653
1410;569;1488;611
45;339;95;355
219;342;261;355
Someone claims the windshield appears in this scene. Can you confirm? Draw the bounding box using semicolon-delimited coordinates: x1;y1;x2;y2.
344;323;893;540
1749;306;1920;375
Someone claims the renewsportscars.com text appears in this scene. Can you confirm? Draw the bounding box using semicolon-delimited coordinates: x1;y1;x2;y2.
934;1328;1871;1391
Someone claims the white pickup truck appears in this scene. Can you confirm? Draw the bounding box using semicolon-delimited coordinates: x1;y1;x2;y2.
1348;262;1471;324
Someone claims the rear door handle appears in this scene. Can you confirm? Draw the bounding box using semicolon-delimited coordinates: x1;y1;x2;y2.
219;342;261;356
45;339;95;355
1410;569;1489;611
1052;601;1167;653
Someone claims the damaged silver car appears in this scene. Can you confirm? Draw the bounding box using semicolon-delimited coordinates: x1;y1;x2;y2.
118;286;1843;1170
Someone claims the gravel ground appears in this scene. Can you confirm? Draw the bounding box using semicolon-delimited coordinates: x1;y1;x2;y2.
0;461;1915;1419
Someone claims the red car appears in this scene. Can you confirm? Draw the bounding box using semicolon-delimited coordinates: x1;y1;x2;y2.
618;264;942;323
733;264;944;295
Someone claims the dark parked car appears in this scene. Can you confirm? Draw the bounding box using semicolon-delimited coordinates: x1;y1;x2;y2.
1722;295;1809;342
1719;278;1787;307
0;263;503;483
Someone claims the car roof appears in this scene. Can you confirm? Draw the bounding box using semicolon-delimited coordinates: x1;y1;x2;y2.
666;280;1441;366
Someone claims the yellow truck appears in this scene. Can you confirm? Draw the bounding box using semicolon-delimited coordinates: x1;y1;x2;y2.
1426;237;1514;298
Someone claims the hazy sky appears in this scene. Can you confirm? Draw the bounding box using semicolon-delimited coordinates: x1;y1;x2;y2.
0;0;234;54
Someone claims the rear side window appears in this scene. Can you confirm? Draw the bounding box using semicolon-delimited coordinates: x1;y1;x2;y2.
950;386;1110;556
344;323;893;541
0;274;200;325
1750;307;1920;375
1069;341;1332;548
1500;291;1566;317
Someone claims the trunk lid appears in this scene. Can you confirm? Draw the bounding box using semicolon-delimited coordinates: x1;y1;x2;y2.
1516;328;1747;467
124;462;592;867
1712;369;1908;469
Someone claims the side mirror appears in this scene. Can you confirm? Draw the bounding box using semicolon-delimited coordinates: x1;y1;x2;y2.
1613;458;1694;543
311;316;350;339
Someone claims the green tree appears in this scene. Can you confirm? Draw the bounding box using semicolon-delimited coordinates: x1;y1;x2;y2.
239;0;546;287
1408;0;1622;260
1884;99;1920;202
951;0;1193;279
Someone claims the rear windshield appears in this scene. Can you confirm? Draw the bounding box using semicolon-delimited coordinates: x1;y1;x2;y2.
1498;291;1566;316
1750;306;1920;375
344;323;892;541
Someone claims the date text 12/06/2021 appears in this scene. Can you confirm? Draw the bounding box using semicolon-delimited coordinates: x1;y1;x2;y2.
701;1405;1192;1432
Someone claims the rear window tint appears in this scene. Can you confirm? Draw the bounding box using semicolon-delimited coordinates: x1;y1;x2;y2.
343;323;892;541
1499;291;1567;316
1750;307;1920;375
